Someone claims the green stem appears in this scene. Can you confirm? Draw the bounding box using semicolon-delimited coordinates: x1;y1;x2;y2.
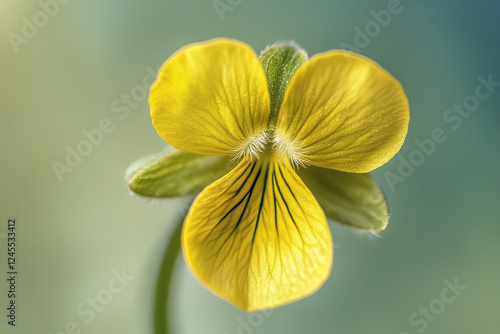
153;207;189;334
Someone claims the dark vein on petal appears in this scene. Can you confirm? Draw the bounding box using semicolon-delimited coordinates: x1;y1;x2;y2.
250;163;270;251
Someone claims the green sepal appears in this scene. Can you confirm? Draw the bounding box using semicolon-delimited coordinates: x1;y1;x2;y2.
126;149;236;198
258;42;308;130
298;166;389;232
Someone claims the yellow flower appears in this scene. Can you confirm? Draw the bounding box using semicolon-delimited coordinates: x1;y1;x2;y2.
149;38;409;311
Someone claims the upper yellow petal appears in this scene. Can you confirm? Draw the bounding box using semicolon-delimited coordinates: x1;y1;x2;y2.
150;38;270;156
182;155;333;311
275;50;409;173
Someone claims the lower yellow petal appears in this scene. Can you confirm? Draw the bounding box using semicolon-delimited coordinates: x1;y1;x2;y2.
182;155;333;311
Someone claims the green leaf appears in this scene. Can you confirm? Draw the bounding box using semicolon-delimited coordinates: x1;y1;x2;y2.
126;149;236;197
298;166;389;232
258;42;308;130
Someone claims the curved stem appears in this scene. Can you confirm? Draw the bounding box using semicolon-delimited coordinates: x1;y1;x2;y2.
153;209;187;334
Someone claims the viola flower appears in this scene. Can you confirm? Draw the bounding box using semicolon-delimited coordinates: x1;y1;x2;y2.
127;38;409;311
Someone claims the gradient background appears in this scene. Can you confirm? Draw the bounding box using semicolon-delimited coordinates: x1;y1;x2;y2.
1;1;499;333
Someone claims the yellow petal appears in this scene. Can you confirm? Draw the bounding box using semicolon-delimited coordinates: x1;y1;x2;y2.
182;155;333;311
275;50;409;173
150;38;270;156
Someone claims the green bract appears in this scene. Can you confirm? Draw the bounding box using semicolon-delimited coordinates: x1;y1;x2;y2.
126;149;236;197
258;42;308;130
298;167;388;232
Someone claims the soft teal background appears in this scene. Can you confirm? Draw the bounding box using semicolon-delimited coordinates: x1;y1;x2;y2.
1;1;499;333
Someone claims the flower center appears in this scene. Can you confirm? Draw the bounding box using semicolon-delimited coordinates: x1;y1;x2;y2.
234;130;307;168
272;131;308;168
233;131;270;161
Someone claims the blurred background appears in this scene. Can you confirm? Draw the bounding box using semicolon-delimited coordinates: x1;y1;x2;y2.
1;0;499;333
